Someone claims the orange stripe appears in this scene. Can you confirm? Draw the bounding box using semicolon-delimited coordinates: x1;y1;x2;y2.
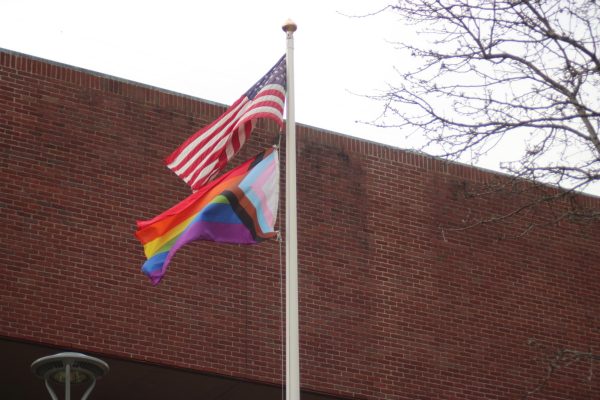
135;158;255;245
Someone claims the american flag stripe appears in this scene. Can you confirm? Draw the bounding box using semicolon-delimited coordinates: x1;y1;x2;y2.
177;115;254;187
165;55;286;191
170;84;285;183
177;88;283;189
188;121;255;189
167;97;248;174
237;105;284;127
185;125;245;187
173;103;249;180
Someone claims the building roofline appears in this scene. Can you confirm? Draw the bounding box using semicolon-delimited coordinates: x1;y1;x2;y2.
2;46;598;202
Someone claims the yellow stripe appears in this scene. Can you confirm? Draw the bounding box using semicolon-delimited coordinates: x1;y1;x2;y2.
143;214;196;258
142;194;231;258
211;194;229;204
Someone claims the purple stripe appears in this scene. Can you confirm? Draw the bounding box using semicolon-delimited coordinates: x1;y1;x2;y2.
176;220;257;245
151;221;256;285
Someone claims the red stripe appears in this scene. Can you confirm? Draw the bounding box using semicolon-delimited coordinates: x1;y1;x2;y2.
178;124;233;182
184;147;226;188
174;100;250;182
135;156;256;244
237;107;284;130
165;77;285;190
166;98;248;177
230;128;241;155
245;102;284;117
254;87;285;99
182;111;259;188
165;96;246;166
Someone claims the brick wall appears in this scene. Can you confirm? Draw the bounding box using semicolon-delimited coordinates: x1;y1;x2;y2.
2;48;599;399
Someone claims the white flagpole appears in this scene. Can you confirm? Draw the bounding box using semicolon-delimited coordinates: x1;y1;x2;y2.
282;19;300;400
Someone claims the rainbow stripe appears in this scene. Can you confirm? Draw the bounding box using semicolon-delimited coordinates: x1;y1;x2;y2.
135;148;279;285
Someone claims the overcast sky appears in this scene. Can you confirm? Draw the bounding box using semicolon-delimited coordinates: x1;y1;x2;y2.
0;0;410;146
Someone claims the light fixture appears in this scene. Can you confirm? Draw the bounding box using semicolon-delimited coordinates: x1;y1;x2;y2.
31;352;109;400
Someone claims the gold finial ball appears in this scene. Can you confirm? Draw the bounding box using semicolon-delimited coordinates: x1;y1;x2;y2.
282;19;297;33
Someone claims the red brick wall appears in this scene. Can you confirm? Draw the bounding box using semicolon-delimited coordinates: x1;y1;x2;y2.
2;48;600;399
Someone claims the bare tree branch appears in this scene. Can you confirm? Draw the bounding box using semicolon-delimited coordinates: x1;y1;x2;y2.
524;339;600;398
369;0;600;229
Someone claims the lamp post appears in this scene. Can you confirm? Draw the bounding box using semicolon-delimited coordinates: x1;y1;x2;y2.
31;352;109;400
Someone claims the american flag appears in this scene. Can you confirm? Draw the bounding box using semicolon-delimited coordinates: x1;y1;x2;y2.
165;55;286;190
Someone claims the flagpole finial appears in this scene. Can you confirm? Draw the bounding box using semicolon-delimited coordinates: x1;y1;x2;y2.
282;19;297;33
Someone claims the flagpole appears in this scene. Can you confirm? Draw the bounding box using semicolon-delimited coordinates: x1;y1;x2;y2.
283;19;300;400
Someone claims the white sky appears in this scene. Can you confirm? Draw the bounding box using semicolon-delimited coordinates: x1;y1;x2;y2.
0;0;407;146
2;0;599;196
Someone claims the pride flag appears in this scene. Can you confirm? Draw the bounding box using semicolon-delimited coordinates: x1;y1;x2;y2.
135;148;279;285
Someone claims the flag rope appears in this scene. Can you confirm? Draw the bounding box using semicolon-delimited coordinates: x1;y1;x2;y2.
277;140;285;400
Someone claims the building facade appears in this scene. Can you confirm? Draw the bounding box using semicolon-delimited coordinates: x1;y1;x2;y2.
1;48;600;399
